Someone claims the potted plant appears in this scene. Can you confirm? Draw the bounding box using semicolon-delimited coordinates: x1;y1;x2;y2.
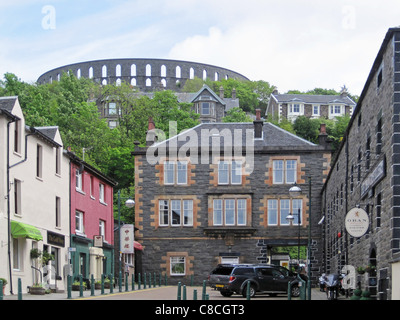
30;283;46;295
104;277;113;289
356;266;366;274
95;280;102;290
365;264;376;273
42;251;55;265
0;278;7;295
72;280;87;291
30;248;42;260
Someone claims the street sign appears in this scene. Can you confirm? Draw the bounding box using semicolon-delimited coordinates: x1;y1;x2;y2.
345;208;369;238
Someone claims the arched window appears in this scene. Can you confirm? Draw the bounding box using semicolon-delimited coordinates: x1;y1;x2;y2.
190;68;195;80
116;64;122;77
176;66;181;79
146;78;152;87
203;69;207;81
131;64;136;76
102;79;107;85
214;72;219;81
102;65;107;78
77;69;81;79
161;65;167;77
161;79;167;87
131;78;137;86
89;67;94;79
146;64;152;77
116;78;121;86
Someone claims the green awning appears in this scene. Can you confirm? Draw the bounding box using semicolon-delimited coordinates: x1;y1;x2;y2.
11;221;43;241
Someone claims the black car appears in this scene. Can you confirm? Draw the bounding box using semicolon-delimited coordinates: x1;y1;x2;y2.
208;264;300;298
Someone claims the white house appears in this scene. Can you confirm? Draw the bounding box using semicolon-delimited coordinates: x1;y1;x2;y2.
0;96;70;295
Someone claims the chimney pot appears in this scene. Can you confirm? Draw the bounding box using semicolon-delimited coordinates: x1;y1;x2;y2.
219;86;224;99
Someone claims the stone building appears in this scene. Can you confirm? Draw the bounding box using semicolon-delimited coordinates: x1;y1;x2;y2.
266;90;356;122
321;27;400;300
132;110;332;285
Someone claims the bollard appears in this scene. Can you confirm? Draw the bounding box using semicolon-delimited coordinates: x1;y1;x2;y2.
67;275;72;299
287;281;292;300
246;280;251;300
193;289;197;300
149;273;152;288
91;275;95;296
298;275;306;300
101;274;105;295
177;282;182;300
125;273;128;292
138;273;141;290
18;278;22;300
0;280;3;300
144;273;147;289
132;274;135;291
159;272;162;287
154;272;156;287
110;274;114;294
79;275;84;297
202;280;206;300
183;285;187;300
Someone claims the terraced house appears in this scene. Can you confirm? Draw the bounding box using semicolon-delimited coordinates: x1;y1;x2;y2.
132;110;332;284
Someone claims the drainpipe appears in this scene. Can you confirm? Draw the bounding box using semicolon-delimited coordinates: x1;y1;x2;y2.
6;119;15;295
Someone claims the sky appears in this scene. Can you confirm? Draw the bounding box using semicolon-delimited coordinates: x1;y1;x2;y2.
1;0;400;96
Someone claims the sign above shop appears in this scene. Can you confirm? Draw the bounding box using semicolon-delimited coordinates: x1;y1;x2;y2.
345;208;369;238
361;157;386;198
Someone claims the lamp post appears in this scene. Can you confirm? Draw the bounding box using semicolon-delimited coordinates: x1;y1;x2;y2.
287;183;302;269
117;190;135;292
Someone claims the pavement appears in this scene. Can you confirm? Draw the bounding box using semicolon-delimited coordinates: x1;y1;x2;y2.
1;285;348;301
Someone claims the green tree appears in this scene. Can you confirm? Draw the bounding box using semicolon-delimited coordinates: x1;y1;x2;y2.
222;107;252;123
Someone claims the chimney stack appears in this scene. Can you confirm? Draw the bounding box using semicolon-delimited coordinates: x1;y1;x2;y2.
232;88;236;100
318;123;330;147
146;117;157;146
219;86;224;99
254;109;263;139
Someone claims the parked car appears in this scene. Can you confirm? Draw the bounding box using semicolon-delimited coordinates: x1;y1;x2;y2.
208;264;300;298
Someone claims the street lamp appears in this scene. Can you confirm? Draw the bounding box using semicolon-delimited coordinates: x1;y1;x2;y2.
117;190;135;292
287;183;302;270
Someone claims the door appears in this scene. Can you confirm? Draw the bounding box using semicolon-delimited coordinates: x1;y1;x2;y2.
257;268;287;292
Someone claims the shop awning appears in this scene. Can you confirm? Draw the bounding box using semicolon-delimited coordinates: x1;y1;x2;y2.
11;221;43;241
134;241;143;251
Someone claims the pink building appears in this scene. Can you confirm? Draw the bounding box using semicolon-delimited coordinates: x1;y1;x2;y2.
67;151;117;282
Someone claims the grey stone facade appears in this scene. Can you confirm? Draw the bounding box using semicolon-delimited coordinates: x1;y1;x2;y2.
37;58;249;92
321;27;400;300
132;113;331;285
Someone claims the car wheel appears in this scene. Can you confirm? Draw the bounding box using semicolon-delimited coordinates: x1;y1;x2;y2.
220;290;233;297
291;285;300;297
242;284;256;298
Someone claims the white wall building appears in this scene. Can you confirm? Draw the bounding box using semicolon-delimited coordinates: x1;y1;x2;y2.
0;97;70;295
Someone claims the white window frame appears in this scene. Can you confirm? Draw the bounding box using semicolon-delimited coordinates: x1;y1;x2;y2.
267;199;303;226
212;198;247;227
312;105;320;117
99;220;105;238
218;160;242;185
170;256;186;276
159;199;193;227
273;160;297;184
164;160;188;185
75;210;84;234
76;169;83;191
99;183;105;204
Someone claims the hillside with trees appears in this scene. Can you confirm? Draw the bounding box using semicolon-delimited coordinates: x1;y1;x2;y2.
0;72;357;222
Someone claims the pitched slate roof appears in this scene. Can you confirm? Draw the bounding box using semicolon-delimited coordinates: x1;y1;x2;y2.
0;96;19;119
271;93;356;106
150;121;317;152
